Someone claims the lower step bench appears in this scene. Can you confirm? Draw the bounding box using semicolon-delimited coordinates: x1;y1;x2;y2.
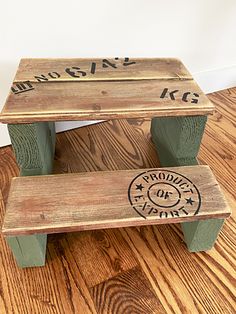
2;165;231;268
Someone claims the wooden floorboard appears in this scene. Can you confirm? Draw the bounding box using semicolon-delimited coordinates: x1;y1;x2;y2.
0;88;236;313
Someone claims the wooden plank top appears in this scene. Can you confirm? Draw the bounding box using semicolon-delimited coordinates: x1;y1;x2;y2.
0;58;214;123
14;58;193;82
2;165;231;236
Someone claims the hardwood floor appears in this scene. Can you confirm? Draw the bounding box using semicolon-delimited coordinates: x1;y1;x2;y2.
0;88;235;314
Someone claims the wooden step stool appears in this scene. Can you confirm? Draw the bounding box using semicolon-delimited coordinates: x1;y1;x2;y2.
0;58;231;268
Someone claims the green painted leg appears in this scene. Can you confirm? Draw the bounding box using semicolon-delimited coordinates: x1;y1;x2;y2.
151;115;225;252
8;122;56;176
181;219;224;252
48;121;56;153
151;115;207;166
6;122;55;267
6;235;47;268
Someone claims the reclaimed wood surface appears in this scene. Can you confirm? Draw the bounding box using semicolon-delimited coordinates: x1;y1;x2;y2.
2;165;230;236
14;58;193;82
0;58;214;123
0;88;235;313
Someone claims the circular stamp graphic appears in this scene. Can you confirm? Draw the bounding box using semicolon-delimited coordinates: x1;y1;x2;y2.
128;169;201;219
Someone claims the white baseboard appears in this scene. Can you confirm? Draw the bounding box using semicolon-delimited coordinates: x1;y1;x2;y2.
0;65;235;148
193;65;236;94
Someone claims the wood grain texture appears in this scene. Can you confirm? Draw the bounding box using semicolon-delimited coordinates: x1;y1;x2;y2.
1;80;213;123
65;229;138;288
14;58;193;82
90;266;166;314
2;165;230;236
0;58;214;123
0;88;235;313
8;122;55;175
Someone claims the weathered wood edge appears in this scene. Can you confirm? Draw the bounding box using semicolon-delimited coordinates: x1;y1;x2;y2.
14;78;194;83
0;108;215;124
14;57;194;82
2;212;231;236
2;209;231;236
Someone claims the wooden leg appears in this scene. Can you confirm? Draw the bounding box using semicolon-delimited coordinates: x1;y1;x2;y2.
151;115;225;252
6;122;55;267
8;122;55;176
181;219;224;252
6;235;47;268
151;116;207;166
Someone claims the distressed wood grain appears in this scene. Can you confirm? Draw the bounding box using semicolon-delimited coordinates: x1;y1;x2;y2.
90;266;166;314
0;58;214;123
14;58;192;82
1;80;213;123
65;229;138;288
2;165;230;236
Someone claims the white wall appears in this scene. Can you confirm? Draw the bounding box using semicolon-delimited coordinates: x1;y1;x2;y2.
0;0;236;147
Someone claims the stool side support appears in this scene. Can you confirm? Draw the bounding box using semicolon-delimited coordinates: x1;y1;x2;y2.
181;218;224;252
151;115;207;166
6;234;47;268
8;122;55;175
151;115;225;252
6;122;55;267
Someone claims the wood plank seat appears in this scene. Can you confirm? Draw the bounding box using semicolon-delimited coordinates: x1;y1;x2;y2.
0;58;214;123
2;165;230;238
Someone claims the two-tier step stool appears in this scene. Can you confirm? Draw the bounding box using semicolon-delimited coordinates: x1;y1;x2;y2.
0;58;231;268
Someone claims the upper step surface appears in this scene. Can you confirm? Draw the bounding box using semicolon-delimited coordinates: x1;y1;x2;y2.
0;58;214;123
